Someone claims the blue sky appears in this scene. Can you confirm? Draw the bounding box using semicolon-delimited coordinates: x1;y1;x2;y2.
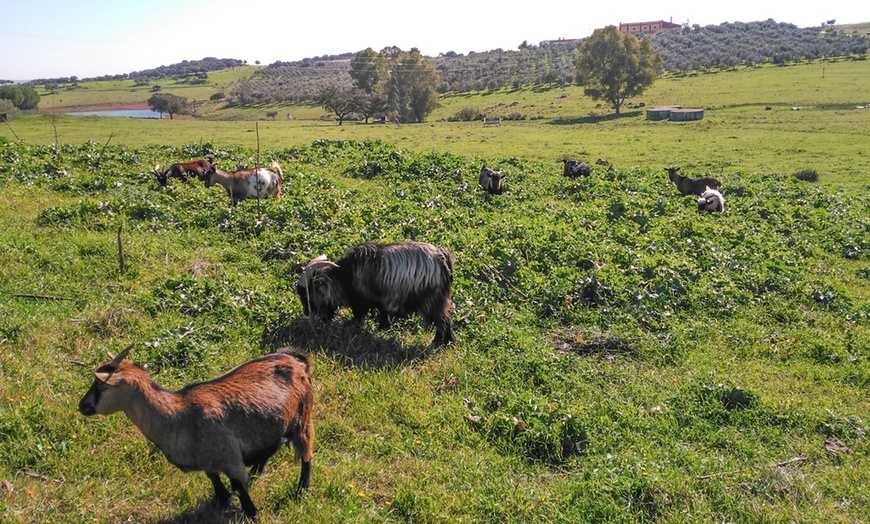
0;0;863;80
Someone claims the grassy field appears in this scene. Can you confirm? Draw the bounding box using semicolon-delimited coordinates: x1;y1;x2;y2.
1;58;869;523
7;59;870;189
37;67;261;111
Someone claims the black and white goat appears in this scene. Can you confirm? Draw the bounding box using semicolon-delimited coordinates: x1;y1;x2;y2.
203;161;283;206
697;186;725;212
296;241;456;346
78;344;314;520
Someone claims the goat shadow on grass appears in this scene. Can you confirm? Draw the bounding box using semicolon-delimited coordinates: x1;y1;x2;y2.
261;314;434;369
149;499;245;524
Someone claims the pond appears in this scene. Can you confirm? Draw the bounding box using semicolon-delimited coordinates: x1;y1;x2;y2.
65;109;163;118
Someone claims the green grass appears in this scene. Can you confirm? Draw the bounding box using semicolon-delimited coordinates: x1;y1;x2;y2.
36;66;261;110
8;60;870;189
1;59;869;523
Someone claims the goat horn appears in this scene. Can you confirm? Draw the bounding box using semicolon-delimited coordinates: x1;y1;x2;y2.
107;342;134;368
300;255;337;289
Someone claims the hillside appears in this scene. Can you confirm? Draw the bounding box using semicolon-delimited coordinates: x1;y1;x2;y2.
21;19;867;114
225;19;867;106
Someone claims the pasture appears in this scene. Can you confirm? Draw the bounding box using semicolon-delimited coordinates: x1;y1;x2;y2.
8;60;870;190
1;59;869;523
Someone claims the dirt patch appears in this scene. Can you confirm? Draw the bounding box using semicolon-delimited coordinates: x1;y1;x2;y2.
40;102;150;115
550;329;635;357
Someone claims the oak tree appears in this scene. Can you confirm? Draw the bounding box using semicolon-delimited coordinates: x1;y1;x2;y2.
575;26;663;114
147;92;188;119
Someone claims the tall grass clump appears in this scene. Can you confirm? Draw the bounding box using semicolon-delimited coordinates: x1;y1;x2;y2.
794;168;820;182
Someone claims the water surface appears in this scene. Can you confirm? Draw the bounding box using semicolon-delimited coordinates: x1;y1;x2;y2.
65;109;163;118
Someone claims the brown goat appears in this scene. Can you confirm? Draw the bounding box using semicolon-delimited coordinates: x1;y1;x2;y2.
78;344;314;520
666;166;721;196
154;157;214;187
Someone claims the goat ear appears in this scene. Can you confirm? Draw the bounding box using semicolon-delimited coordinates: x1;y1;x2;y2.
106;342;134;369
95;369;124;385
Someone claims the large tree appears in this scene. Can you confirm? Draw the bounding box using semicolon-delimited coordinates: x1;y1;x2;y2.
0;98;17;118
575;26;663;114
0;85;40;110
397;48;440;123
316;85;358;125
377;47;440;123
349;48;381;94
147;92;188;119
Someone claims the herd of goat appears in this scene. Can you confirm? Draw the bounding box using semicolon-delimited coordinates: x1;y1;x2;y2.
77;156;726;519
153;156;283;206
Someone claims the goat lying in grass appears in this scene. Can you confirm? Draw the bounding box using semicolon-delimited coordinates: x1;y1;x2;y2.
561;159;592;178
203;160;283;206
697;186;725;212
78;344;314;520
666;166;721;196
479;167;505;195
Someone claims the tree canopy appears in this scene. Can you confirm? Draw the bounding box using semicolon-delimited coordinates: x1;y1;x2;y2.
0;85;40;111
349;48;381;93
147;92;188;119
575;26;664;114
328;47;441;124
316;85;360;125
393;48;440;123
0;98;17;117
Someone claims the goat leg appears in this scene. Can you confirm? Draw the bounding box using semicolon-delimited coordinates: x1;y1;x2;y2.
207;473;231;507
298;460;311;490
230;477;258;520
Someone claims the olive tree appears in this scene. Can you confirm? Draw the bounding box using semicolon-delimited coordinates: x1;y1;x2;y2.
575;26;663;114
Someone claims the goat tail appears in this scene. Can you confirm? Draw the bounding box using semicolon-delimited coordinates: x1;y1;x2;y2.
437;245;454;281
270;160;284;184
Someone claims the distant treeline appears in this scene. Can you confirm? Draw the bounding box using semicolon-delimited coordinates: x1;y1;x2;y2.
654;19;869;71
26;20;869;106
27;57;247;86
226;20;867;107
